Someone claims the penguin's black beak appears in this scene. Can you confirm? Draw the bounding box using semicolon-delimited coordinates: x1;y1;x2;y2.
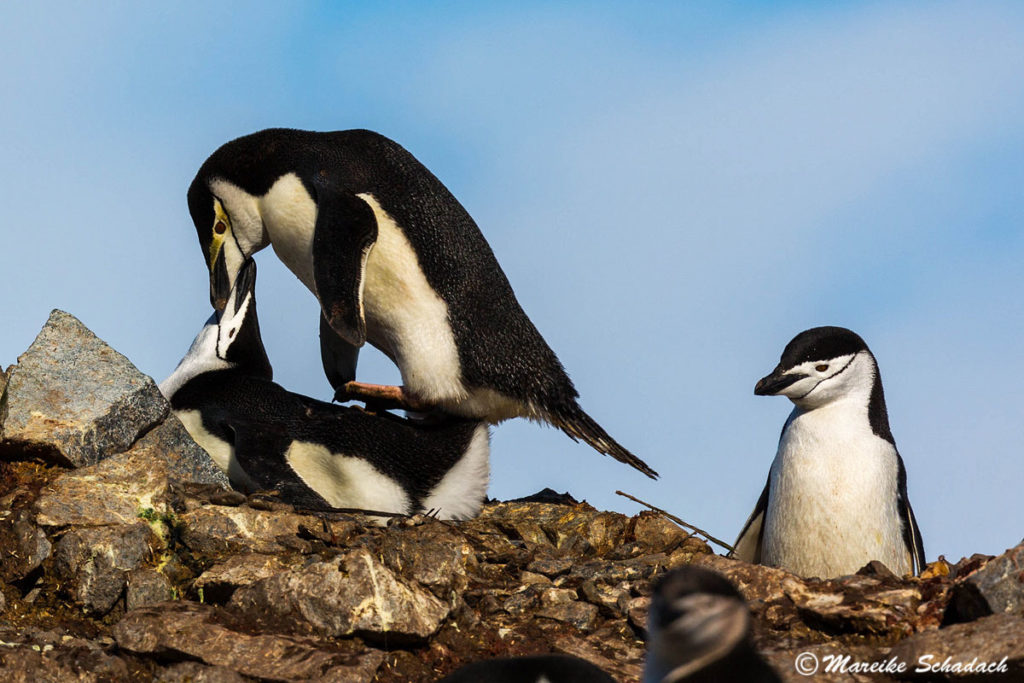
210;250;231;314
231;258;258;313
755;367;806;396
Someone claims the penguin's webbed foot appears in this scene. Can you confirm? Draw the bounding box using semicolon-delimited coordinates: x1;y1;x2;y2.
335;381;432;413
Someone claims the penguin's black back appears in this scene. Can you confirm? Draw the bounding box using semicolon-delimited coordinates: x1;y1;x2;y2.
170;368;481;507
190;129;579;413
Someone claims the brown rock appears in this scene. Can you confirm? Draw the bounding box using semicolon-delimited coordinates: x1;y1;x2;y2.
629;511;693;554
887;612;1024;680
178;504;315;555
51;521;156;614
527;551;574;577
945;541;1024;624
0;509;51;582
0;643;131;683
115;602;367;681
125;568;174;610
536;600;600;632
156;662;248;683
35;448;174;528
229;546;450;643
193;553;297;603
379;521;475;597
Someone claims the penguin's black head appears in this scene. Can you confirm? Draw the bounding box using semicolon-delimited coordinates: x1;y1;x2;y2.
188;174;257;315
646;567;753;681
755;326;877;409
189;130;299;314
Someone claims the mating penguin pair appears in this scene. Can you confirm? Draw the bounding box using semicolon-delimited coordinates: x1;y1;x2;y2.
732;326;926;578
436;567;780;683
160;258;490;520
187;128;655;479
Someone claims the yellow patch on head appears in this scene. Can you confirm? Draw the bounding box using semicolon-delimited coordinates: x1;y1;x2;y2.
209;199;234;264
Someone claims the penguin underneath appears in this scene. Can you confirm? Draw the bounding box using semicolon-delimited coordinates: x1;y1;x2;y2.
159;258;490;520
187;128;656;479
436;654;616;683
731;326;925;578
644;566;781;683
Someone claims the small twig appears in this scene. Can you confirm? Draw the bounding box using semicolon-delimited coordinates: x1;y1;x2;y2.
616;490;735;553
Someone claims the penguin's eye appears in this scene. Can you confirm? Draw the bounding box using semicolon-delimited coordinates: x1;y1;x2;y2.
815;364;829;372
215;221;227;235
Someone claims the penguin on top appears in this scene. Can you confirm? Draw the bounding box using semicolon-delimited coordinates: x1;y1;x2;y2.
731;326;925;578
187;128;656;479
159;257;490;520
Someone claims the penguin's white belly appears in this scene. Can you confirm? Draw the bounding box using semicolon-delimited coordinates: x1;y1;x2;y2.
285;441;412;514
259;182;526;419
762;406;908;577
357;195;526;420
356;194;467;405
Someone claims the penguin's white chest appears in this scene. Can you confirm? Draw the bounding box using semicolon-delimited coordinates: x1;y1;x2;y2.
259;174;319;289
762;403;907;577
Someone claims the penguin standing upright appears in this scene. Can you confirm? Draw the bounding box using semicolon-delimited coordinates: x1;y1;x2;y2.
731;326;925;578
159;258;490;520
187;128;656;479
644;566;781;683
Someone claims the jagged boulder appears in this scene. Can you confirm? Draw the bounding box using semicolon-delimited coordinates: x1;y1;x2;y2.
0;310;227;489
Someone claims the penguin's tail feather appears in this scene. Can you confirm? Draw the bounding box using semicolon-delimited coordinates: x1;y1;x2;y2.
551;407;659;479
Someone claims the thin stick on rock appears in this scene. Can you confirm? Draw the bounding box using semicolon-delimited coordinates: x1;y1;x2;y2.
616;490;735;553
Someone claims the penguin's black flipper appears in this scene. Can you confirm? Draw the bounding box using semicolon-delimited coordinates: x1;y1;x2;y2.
228;418;339;512
312;188;379;348
320;311;360;396
896;454;926;575
553;406;659;479
731;475;769;563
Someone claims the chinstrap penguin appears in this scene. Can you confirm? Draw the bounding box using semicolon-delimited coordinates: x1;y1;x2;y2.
731;326;925;578
644;566;781;683
436;654;616;683
187;128;656;479
159;258;490;520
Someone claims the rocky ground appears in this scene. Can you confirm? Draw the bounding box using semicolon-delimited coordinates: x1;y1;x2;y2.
0;310;1022;682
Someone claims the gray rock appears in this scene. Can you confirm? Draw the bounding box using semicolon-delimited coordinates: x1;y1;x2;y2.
887;612;1024;681
230;546;450;643
0;310;168;467
130;413;230;488
946;541;1024;623
115;601;365;681
126;568;175;610
0;364;9;405
51;522;155;614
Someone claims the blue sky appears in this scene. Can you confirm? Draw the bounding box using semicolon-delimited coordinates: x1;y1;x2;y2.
2;2;1022;564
